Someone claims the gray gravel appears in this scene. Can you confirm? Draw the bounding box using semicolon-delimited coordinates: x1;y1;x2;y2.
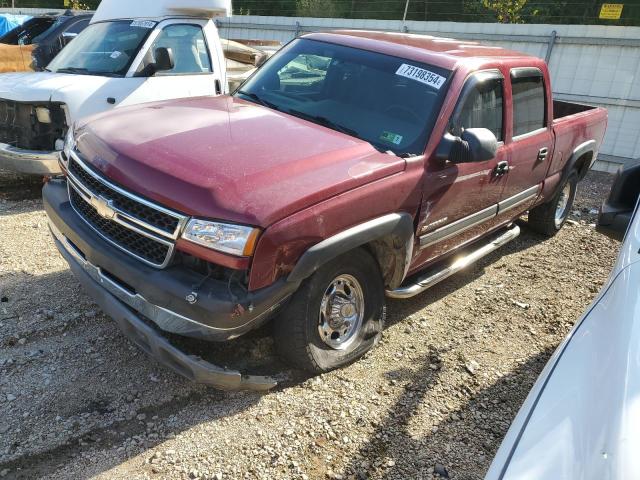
0;171;620;480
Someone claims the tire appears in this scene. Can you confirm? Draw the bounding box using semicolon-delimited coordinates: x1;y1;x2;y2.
273;248;386;373
528;171;578;236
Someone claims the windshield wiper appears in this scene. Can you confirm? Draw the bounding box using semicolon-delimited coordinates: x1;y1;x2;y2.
55;67;120;77
55;67;89;74
287;109;359;137
237;90;279;110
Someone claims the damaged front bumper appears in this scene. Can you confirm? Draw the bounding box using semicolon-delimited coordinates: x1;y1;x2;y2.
50;220;278;391
0;142;62;175
43;179;296;391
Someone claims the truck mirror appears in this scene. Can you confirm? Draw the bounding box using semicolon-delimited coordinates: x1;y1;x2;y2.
435;128;498;164
61;32;78;47
154;47;175;73
597;163;640;241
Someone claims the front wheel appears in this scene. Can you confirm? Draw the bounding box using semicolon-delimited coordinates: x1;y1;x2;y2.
273;248;385;373
528;171;578;236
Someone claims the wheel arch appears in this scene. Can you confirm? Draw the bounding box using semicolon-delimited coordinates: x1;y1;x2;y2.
568;140;597;181
287;213;415;290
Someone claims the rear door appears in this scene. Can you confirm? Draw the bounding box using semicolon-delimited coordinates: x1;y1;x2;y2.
413;70;509;268
498;67;553;215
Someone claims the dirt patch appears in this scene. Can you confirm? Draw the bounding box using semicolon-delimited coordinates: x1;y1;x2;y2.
0;171;619;480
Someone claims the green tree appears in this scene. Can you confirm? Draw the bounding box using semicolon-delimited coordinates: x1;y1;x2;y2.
296;0;349;17
481;0;528;23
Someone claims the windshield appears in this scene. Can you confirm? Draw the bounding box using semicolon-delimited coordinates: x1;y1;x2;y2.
48;20;154;77
235;38;451;156
0;17;55;45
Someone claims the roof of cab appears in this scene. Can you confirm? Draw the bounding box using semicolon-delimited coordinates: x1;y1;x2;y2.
91;0;231;23
302;30;534;70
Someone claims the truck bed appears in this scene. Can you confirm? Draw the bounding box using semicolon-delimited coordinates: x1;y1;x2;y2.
549;99;608;179
553;99;598;120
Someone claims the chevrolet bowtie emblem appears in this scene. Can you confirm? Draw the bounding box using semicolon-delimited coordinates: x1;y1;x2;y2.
89;194;116;220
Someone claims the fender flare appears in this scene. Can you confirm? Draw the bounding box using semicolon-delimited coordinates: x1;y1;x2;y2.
551;140;597;199
567;140;597;180
287;213;415;289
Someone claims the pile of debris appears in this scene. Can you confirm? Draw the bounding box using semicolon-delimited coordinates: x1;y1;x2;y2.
222;39;279;91
0;45;34;73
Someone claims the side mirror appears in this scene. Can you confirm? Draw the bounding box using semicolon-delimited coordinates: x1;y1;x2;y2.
154;47;175;73
597;163;640;241
435;128;498;164
61;32;78;46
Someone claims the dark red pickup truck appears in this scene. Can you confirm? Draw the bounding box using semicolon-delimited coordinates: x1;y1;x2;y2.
43;31;607;390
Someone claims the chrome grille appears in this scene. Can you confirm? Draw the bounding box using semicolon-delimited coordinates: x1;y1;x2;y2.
68;158;180;235
66;151;188;268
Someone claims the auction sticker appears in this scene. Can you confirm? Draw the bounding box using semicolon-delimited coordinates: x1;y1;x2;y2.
131;20;156;28
396;64;446;90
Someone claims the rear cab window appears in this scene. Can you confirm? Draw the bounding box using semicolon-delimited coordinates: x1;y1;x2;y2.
510;67;547;138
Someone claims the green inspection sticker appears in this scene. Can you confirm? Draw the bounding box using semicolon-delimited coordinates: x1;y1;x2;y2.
380;131;403;145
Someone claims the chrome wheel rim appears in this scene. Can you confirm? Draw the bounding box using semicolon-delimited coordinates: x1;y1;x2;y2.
555;183;572;227
318;274;365;350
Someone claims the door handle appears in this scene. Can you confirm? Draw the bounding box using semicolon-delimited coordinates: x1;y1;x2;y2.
494;161;509;177
537;147;549;162
214;79;222;95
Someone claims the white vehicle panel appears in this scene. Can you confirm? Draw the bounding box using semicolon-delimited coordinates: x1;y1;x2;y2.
486;204;640;480
91;0;231;23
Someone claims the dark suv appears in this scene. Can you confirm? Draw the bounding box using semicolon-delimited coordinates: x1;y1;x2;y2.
0;11;92;70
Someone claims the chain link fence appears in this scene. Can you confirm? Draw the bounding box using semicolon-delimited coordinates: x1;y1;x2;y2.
0;0;99;10
1;0;639;25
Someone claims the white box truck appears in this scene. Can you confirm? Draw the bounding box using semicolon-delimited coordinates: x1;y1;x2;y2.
0;0;248;176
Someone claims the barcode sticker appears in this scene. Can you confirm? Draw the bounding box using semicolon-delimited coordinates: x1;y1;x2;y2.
131;20;156;29
396;64;446;90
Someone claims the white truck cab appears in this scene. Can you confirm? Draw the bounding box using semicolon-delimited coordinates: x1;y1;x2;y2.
0;0;231;175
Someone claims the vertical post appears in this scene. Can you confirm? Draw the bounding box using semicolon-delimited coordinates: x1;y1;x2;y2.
545;30;557;64
402;0;410;31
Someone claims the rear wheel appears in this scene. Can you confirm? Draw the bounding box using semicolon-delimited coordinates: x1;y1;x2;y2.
528;171;578;236
273;248;385;373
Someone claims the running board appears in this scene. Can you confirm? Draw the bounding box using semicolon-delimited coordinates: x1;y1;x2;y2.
386;225;521;299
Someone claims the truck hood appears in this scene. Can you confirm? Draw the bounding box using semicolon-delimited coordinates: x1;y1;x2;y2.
0;71;140;123
74;96;406;227
0;72;86;101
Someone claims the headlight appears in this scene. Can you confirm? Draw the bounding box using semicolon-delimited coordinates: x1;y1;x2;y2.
182;220;260;257
36;107;51;124
63;125;75;159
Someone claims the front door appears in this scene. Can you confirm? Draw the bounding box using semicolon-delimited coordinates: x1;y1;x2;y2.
123;20;219;107
411;70;509;272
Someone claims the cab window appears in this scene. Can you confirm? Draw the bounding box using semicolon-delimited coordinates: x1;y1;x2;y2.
452;76;504;141
142;24;212;75
511;69;546;137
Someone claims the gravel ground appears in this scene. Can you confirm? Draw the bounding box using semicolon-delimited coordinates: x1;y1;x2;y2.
0;171;620;480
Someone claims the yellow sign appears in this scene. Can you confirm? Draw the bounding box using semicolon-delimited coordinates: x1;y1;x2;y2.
600;3;624;20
